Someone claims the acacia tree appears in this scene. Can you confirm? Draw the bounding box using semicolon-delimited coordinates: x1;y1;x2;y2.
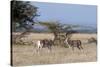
39;22;61;37
11;1;39;38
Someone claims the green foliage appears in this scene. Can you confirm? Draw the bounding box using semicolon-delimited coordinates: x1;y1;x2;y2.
11;1;38;22
11;1;39;31
64;45;69;48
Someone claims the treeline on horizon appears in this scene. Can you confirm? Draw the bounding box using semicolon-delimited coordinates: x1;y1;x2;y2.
12;27;97;34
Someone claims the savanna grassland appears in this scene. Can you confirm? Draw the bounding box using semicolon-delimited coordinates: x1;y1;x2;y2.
12;33;97;66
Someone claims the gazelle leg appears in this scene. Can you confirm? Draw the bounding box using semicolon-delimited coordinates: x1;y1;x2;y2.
80;45;83;49
72;46;74;51
77;46;81;50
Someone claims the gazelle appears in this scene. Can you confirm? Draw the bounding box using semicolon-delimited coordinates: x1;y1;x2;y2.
41;39;53;50
88;37;97;44
36;39;53;52
65;37;83;50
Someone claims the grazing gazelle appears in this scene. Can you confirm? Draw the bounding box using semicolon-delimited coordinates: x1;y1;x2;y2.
88;37;97;44
65;37;83;50
41;39;53;50
36;39;53;52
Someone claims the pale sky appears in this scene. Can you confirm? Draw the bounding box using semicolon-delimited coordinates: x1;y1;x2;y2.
32;2;97;28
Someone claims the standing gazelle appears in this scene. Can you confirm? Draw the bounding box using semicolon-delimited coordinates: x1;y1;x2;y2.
65;37;83;50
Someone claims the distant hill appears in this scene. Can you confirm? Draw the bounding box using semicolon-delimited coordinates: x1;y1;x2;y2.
73;25;97;33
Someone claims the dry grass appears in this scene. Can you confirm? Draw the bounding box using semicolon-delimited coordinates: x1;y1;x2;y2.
12;33;97;66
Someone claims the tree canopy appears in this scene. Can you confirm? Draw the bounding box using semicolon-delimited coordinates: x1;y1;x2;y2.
11;1;39;31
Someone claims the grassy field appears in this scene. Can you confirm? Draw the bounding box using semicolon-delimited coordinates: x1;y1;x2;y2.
12;33;97;66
